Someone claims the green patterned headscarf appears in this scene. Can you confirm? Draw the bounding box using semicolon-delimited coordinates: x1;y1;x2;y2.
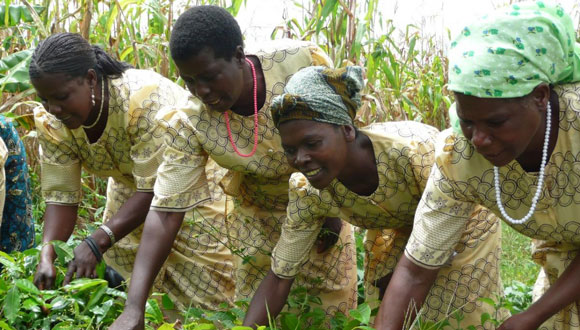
271;66;363;128
448;1;580;98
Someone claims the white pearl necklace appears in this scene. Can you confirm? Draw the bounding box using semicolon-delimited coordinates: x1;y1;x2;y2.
494;101;552;225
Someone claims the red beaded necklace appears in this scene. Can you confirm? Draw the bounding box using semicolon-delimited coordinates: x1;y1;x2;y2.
224;57;259;158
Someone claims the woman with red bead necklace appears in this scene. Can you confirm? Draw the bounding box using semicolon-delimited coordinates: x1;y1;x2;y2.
30;32;235;311
110;5;357;329
378;2;580;329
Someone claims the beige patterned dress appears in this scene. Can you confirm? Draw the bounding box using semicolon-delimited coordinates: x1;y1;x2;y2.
272;121;504;328
34;69;234;309
407;82;580;329
152;40;358;315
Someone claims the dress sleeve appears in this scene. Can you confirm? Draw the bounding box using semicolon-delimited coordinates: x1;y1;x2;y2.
405;133;478;269
128;76;190;192
150;103;211;212
34;108;82;205
271;173;335;278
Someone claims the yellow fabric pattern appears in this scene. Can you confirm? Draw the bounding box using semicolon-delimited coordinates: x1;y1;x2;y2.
105;159;235;309
152;39;358;315
274;121;506;327
35;69;234;309
407;82;580;329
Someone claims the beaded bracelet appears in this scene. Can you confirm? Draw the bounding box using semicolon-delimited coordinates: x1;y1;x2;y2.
99;224;116;245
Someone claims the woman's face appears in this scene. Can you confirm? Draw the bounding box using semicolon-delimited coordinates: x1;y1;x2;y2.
175;46;245;112
455;92;544;167
279;120;352;189
32;71;95;129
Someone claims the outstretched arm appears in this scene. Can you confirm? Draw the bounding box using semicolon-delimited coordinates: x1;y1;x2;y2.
498;252;580;330
374;254;439;329
109;210;185;330
64;191;153;283
34;204;78;289
243;270;295;328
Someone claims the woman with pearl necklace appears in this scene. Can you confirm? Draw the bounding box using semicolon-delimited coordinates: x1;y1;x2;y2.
376;2;580;330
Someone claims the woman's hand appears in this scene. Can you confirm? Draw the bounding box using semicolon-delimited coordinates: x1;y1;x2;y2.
108;306;145;330
63;241;99;285
316;217;343;253
34;252;57;290
498;310;541;330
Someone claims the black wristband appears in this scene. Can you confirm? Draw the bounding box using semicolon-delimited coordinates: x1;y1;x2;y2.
84;236;103;262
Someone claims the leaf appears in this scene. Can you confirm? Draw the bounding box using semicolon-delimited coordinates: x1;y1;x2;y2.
52;322;74;330
349;303;371;324
86;282;108;309
8;5;21;26
281;313;299;330
51;240;74;266
145;298;164;324
64;278;107;292
316;0;338;33
4;286;21;323
15;278;40;295
0;320;15;330
0;48;32;94
481;312;491;326
479;297;496;307
161;293;175;310
22;298;41;313
0;250;20;273
157;323;178;330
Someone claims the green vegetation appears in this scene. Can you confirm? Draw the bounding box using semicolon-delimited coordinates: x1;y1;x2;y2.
1;0;579;329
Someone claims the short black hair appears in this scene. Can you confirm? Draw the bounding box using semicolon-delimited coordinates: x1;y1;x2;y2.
170;5;243;62
29;32;132;80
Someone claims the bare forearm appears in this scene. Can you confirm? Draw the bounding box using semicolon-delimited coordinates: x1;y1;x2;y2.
93;192;154;251
42;204;78;243
40;204;78;259
124;210;184;311
374;255;439;329
243;270;294;328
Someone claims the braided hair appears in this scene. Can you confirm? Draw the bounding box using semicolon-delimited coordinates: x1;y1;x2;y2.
29;33;132;80
170;5;243;62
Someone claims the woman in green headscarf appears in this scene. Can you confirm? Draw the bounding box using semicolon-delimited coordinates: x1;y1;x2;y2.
378;2;580;329
243;65;506;328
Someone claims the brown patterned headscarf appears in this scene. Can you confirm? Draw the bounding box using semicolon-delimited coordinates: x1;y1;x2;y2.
271;66;363;128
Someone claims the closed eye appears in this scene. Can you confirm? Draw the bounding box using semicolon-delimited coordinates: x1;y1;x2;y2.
305;140;321;149
487;118;507;128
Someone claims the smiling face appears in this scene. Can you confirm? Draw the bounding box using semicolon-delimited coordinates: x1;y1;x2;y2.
455;91;546;167
280;120;353;189
31;71;95;129
175;46;245;112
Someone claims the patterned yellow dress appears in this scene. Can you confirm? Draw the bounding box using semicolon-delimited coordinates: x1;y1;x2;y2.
272;121;504;328
34;69;234;309
407;82;580;329
152;40;358;315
